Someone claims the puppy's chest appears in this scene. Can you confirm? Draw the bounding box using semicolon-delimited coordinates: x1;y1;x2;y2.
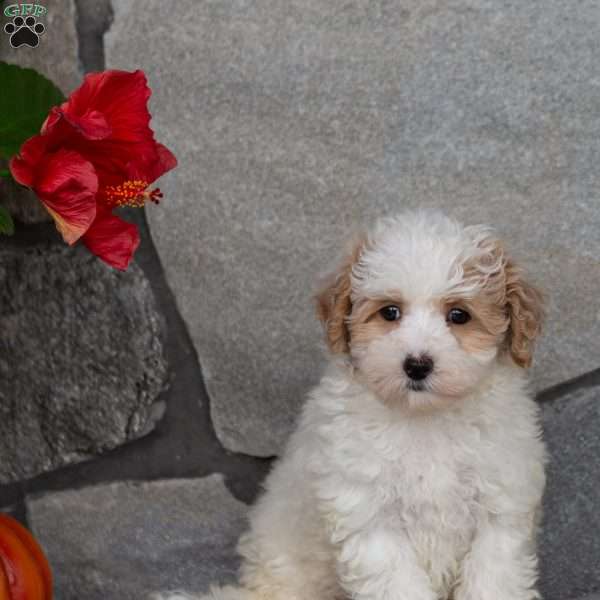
389;436;479;518
392;452;478;537
323;412;487;538
396;464;477;593
342;421;479;526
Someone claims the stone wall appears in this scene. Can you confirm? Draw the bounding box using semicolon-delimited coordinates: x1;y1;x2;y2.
108;0;600;457
0;1;598;599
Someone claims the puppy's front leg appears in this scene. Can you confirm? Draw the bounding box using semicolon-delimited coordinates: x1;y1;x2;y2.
455;514;540;600
334;524;436;600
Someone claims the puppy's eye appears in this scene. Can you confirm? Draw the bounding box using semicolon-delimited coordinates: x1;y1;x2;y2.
379;305;402;322
447;308;471;325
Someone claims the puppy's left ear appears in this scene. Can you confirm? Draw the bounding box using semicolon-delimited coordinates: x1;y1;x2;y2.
315;237;364;354
505;260;545;368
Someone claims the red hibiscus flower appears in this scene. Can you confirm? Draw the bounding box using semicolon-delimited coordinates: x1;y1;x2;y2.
9;70;177;270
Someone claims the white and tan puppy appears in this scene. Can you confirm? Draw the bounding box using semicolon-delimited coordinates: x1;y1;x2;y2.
156;211;546;600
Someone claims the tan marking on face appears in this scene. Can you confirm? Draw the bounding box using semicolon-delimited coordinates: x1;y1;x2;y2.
448;237;544;365
349;297;404;348
443;296;508;354
444;245;512;355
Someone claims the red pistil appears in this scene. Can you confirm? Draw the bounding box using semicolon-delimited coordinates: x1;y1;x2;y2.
103;179;163;208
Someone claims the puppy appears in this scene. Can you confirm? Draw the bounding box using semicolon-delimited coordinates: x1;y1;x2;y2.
155;211;546;600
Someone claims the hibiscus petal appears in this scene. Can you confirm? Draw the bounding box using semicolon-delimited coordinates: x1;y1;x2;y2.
41;106;67;137
9;134;50;187
155;143;178;177
82;210;140;271
36;149;98;244
126;142;178;185
43;107;111;140
60;70;152;143
47;70;174;188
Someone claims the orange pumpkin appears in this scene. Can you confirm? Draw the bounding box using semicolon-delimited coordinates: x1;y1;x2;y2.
0;514;52;600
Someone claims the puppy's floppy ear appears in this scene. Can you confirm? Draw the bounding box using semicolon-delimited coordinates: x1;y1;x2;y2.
315;237;364;354
504;259;545;368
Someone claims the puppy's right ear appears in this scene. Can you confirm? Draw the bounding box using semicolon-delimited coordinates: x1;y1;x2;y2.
315;238;364;354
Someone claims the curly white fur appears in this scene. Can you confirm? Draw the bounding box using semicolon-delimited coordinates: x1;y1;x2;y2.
154;212;546;600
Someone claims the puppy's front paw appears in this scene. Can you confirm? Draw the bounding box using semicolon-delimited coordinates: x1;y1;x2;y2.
148;587;244;600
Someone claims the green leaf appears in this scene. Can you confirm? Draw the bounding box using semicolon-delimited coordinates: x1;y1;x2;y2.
0;169;11;179
0;206;15;235
0;62;65;160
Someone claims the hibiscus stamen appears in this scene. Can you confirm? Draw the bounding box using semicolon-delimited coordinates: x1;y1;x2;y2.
103;179;164;208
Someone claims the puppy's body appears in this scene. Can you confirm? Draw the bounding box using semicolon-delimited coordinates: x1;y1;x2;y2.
157;212;546;600
235;360;544;600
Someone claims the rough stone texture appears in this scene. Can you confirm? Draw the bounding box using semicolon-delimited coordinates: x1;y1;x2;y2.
0;0;81;224
28;475;247;600
107;0;600;456
74;0;113;73
539;384;600;600
0;236;167;483
0;177;50;224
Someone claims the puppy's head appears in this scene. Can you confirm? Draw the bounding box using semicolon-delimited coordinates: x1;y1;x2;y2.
316;212;544;409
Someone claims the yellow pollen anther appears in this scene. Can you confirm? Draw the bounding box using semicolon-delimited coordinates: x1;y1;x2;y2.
103;179;164;208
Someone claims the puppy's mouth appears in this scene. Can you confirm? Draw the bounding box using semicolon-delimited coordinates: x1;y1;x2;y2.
407;380;427;392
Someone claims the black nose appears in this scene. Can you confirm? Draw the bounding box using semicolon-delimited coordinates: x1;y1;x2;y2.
403;355;434;381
